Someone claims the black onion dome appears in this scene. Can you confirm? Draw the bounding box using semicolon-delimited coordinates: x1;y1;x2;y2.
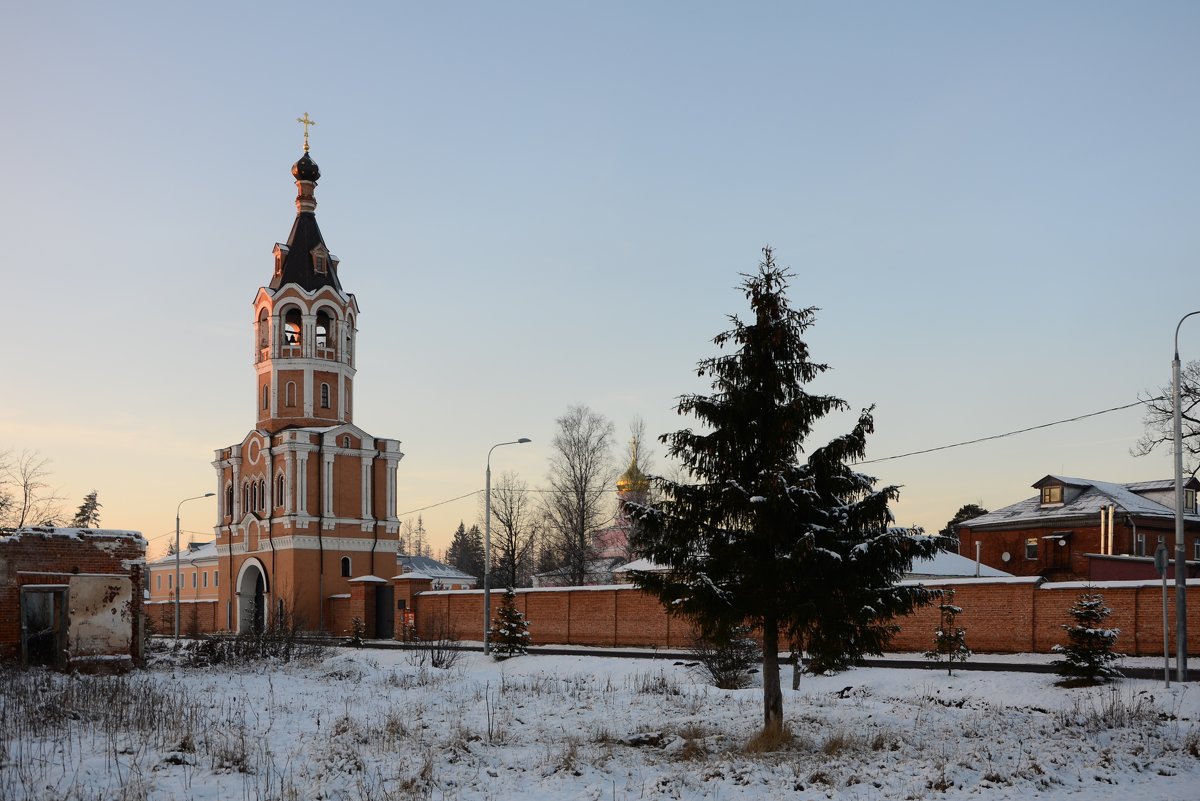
291;151;320;182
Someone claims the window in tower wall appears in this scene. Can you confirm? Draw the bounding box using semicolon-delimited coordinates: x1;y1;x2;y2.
258;309;269;348
225;484;233;515
250;482;258;512
320;383;330;408
276;473;285;504
285;381;297;407
341;556;351;577
258;479;266;510
262;385;269;410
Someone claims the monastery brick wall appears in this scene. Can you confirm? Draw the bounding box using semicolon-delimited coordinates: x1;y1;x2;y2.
411;579;1200;656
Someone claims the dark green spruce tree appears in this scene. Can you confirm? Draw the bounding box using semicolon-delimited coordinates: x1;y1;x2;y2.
629;247;939;735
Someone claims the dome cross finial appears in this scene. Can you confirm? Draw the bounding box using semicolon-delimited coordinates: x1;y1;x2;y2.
296;112;317;152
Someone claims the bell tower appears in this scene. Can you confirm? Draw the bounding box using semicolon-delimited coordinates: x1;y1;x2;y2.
211;119;404;635
252;145;358;433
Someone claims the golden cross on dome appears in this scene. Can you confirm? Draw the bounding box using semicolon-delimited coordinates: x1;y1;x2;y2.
296;112;317;152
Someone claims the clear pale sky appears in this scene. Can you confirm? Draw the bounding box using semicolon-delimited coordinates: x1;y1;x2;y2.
3;2;1198;558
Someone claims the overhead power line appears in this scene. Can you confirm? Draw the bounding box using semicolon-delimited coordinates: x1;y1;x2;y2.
853;397;1156;466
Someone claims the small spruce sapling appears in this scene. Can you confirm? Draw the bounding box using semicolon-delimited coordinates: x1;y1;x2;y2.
924;589;970;675
489;587;530;660
349;616;366;648
1052;590;1123;684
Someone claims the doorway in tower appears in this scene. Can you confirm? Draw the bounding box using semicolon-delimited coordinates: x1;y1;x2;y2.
236;559;269;634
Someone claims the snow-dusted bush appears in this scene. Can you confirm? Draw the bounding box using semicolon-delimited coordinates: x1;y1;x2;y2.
1052;590;1123;684
924;589;971;675
689;624;761;689
489;587;530;660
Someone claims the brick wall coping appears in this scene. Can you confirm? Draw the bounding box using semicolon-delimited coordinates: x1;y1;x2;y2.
1;527;146;544
17;571;132;578
899;577;1041;588
329;593;351;599
1042;578;1200;590
145;599;218;605
348;575;389;584
419;583;641;597
19;583;71;590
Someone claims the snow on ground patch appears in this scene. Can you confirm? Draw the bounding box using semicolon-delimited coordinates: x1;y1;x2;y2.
1;649;1198;800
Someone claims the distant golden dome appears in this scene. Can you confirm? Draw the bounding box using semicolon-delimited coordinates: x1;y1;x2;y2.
617;439;650;494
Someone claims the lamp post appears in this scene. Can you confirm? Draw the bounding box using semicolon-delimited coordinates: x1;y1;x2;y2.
483;438;531;655
1173;311;1199;681
175;492;215;641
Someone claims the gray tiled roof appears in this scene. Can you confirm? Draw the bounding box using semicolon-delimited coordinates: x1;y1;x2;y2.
964;475;1200;529
396;554;475;583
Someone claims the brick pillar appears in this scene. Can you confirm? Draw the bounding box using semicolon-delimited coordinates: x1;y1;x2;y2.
392;575;433;640
348;576;388;638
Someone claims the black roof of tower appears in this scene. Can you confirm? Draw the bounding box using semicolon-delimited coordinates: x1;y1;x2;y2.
270;152;343;292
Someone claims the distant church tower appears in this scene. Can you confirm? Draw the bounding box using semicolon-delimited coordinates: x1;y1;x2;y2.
212;123;404;634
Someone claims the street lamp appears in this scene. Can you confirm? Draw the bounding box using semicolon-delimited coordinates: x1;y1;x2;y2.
1172;311;1199;681
483;438;531;655
175;492;215;641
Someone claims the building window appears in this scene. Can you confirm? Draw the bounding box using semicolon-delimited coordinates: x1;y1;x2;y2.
276;473;285;504
225;484;234;515
202;572;208;588
342;435;351;448
1040;486;1063;505
167;574;173;590
214;571;219;587
192;573;197;589
341;556;351;577
156;574;161;590
1135;532;1146;557
320;383;330;408
1186;489;1197;514
262;384;269;410
285;381;297;407
258;478;266;510
1025;538;1038;560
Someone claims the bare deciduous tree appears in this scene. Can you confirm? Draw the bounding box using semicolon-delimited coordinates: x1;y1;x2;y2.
1133;361;1200;477
543;405;616;585
487;471;540;588
0;450;63;529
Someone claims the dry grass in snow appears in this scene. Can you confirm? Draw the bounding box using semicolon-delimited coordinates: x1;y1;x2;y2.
1;645;1198;800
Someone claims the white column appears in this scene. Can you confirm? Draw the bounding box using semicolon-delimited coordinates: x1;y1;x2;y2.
296;452;308;515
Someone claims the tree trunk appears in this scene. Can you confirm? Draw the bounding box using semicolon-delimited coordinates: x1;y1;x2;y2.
761;620;783;733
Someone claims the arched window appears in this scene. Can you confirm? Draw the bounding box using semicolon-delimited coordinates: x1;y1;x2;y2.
275;473;285;504
342;435;351;448
225;484;234;515
258;309;269;348
261;384;269;410
340;556;351;577
242;482;250;513
285;381;297;407
250;481;258;513
284;309;302;348
345;385;351;417
315;310;332;352
320;383;330;409
258;479;266;510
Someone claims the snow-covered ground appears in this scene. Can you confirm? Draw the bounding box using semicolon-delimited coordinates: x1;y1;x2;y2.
2;645;1198;800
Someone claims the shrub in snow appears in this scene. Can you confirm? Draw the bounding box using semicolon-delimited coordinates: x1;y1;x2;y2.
489;587;530;660
1052;590;1123;684
924;589;971;675
349;616;366;647
690;624;761;689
